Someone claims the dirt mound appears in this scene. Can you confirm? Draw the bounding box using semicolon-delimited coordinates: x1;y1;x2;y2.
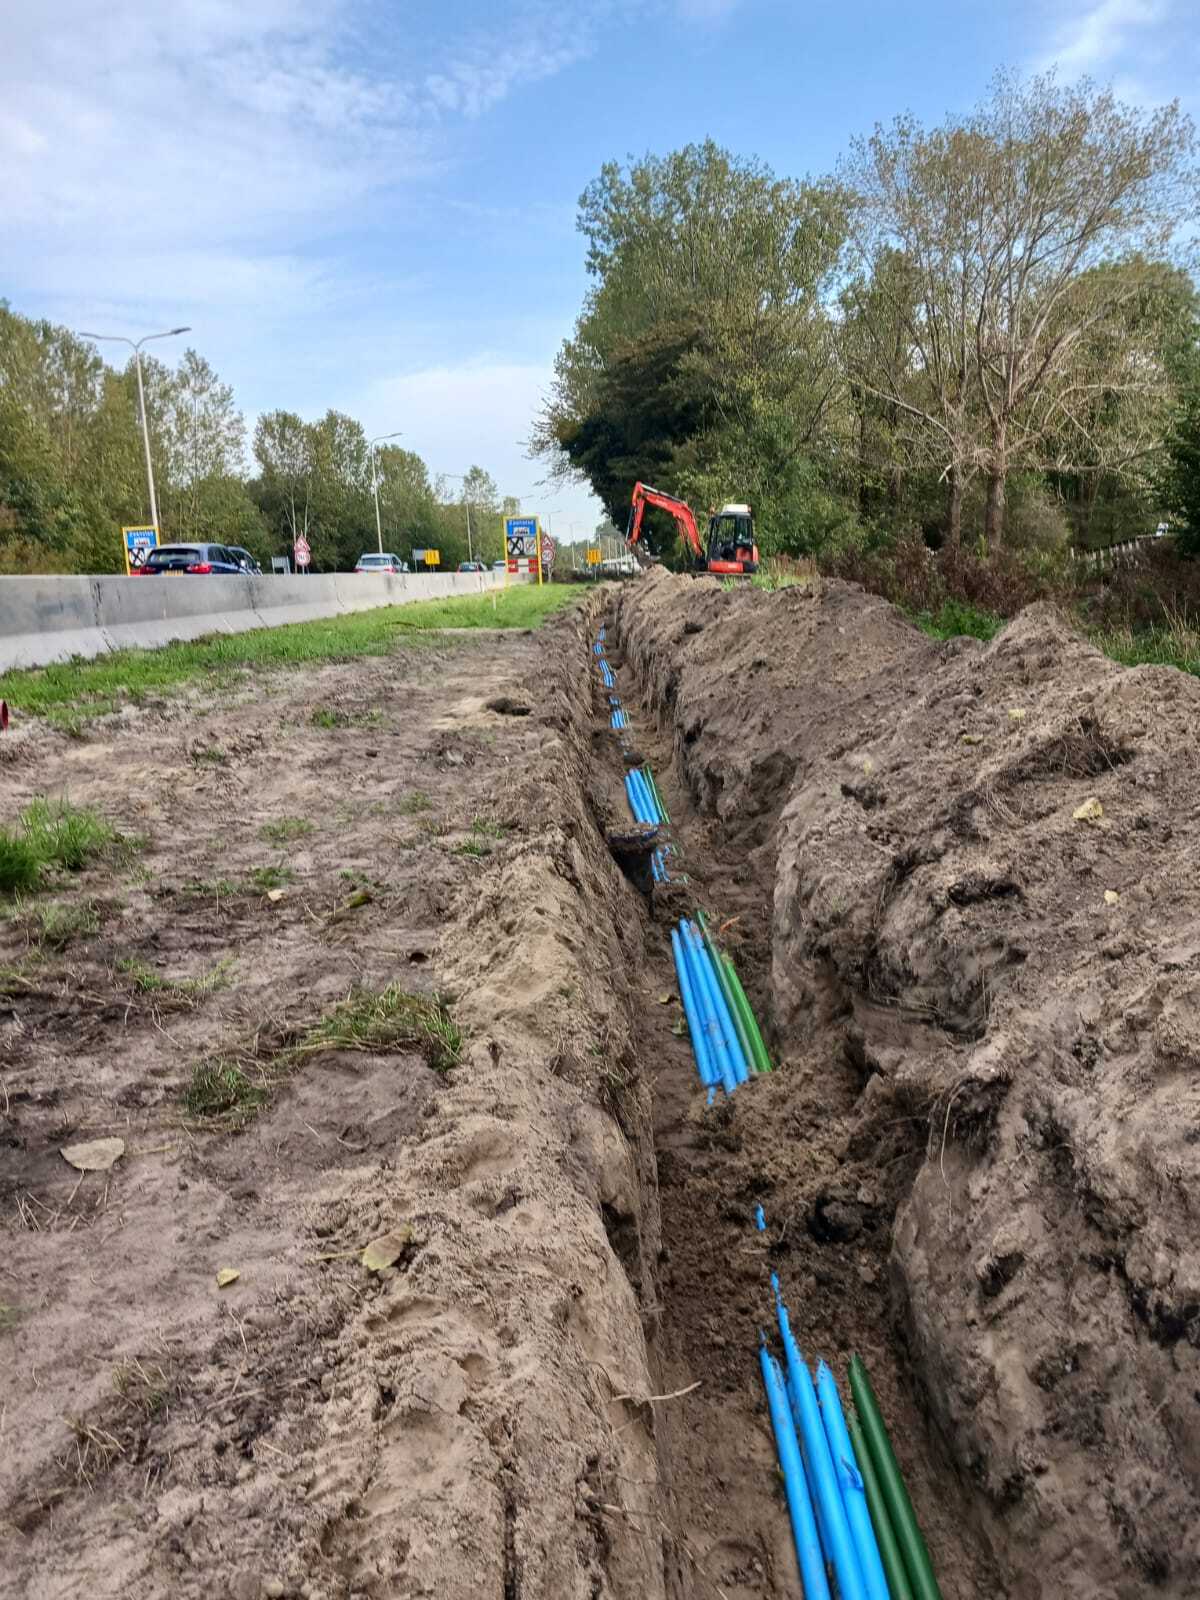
614;569;1200;1598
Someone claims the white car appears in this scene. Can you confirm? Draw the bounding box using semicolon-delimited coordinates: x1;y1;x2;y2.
355;552;410;574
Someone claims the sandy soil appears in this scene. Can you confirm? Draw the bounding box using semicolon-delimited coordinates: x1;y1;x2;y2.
1;613;669;1600
7;569;1198;1600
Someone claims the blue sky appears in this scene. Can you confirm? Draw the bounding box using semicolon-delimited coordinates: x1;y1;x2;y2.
2;0;1196;540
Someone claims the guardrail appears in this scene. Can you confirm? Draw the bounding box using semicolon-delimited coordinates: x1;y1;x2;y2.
0;568;515;673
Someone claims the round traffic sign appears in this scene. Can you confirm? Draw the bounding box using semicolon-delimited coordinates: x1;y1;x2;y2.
294;537;311;568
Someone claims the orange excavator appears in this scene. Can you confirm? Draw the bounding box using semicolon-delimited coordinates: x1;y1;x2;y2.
625;482;759;576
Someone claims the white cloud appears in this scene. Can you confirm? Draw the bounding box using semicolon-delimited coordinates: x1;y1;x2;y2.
1039;0;1166;74
357;356;601;531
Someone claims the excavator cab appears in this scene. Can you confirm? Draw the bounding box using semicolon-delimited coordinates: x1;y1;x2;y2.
706;504;758;575
626;482;759;576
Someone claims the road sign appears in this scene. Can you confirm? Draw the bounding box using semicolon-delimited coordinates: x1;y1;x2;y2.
411;548;426;565
424;549;440;566
294;536;311;568
505;516;543;583
540;532;556;569
586;547;602;565
122;525;158;574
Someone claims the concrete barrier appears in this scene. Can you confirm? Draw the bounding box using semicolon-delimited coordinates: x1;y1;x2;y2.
0;569;518;673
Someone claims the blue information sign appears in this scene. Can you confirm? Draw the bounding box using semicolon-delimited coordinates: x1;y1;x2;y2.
122;525;158;574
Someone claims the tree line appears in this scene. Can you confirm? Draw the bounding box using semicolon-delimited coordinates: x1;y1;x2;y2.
534;72;1200;565
0;307;510;574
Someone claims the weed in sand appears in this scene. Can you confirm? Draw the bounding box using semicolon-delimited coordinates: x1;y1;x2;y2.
451;838;492;859
118;956;234;1002
0;797;119;896
259;816;315;846
185;1060;269;1121
249;863;295;892
0;833;40;895
191;744;229;766
297;985;462;1074
0;1302;22;1334
33;899;100;949
471;815;506;840
179;876;240;899
310;706;349;729
417;816;449;838
396;790;433;815
113;1357;173;1420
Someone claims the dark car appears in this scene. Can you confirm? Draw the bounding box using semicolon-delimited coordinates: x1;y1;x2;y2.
227;546;262;574
136;543;251;575
457;560;487;573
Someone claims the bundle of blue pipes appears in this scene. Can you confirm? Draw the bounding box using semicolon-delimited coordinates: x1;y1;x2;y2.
760;1267;942;1600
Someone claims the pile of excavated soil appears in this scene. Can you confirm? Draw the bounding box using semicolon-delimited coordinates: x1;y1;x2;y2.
614;569;1200;1599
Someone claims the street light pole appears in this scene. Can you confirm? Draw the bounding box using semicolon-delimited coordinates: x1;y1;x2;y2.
77;326;190;534
439;473;475;563
368;432;403;556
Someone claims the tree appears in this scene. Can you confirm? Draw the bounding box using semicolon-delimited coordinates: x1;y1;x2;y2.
535;141;849;549
841;71;1198;543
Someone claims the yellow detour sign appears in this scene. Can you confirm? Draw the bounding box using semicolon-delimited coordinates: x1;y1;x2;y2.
586;547;602;565
424;549;440;566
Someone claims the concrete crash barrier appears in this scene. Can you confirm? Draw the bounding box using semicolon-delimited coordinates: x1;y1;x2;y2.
0;569;520;672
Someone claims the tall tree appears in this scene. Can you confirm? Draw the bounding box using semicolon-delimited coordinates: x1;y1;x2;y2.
841;71;1198;543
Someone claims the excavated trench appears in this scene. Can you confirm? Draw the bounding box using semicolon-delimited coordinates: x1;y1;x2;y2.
584;568;1200;1600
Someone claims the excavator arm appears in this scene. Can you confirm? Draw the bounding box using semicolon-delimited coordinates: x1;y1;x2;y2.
626;482;705;566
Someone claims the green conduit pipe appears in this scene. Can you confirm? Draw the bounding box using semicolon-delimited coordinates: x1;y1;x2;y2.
848;1408;915;1600
849;1357;943;1600
722;956;772;1073
646;767;671;824
696;915;756;1076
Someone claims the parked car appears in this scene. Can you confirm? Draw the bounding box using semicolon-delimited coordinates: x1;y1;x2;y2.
492;560;507;571
137;543;250;575
227;546;262;574
457;560;487;573
355;552;410;573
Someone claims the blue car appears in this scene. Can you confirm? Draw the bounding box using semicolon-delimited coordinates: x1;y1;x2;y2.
136;543;254;575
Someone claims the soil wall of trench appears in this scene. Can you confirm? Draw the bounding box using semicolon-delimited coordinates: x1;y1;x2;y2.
611;568;1200;1599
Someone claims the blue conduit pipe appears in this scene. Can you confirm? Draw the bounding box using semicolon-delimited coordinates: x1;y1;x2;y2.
671;926;715;1087
632;769;660;823
755;1205;767;1232
683;921;749;1084
817;1362;892;1600
680;921;737;1094
776;1285;867;1600
640;769;665;824
760;1343;833;1600
624;774;649;824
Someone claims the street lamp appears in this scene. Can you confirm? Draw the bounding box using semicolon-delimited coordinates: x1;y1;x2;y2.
368;432;403;555
439;473;475;563
77;326;190;534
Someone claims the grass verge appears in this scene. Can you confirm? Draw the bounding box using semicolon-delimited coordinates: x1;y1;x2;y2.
0;584;581;725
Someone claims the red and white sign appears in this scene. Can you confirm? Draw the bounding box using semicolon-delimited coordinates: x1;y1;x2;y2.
539;533;556;568
294;536;311;569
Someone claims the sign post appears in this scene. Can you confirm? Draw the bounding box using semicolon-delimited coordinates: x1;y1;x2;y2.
504;516;540;581
122;525;158;574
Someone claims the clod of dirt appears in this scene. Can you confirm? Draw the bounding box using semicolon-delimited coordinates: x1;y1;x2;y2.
486;696;532;716
361;1228;413;1272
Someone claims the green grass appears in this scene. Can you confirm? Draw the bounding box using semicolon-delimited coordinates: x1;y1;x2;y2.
118;955;233;1001
310;706;348;728
185;1060;269;1122
295;985;462;1074
0;798;121;896
0;586;581;724
1089;622;1200;678
249;863;295;892
910;600;1006;642
396;789;432;815
259;816;314;845
33;899;100;949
